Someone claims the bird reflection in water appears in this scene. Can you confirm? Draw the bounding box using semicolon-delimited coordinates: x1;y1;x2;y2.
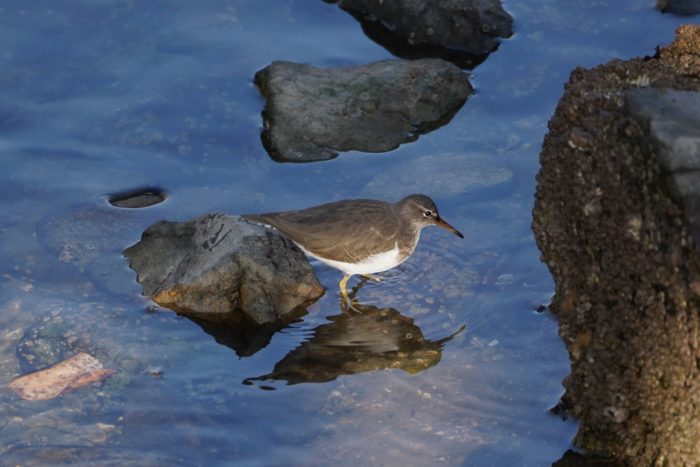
244;283;465;387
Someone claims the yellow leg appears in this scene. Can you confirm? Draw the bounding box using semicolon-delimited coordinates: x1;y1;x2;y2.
339;274;351;303
339;274;361;312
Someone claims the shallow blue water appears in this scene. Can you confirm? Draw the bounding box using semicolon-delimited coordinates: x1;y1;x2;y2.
0;1;690;465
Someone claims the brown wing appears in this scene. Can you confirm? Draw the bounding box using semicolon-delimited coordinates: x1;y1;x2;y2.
243;199;402;263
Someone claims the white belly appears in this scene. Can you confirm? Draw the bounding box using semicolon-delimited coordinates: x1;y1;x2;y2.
299;242;404;276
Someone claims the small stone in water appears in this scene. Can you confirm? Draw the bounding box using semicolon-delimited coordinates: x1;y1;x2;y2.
10;352;114;401
108;188;166;209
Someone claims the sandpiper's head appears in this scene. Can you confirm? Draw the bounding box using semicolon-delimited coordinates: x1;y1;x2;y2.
397;194;464;238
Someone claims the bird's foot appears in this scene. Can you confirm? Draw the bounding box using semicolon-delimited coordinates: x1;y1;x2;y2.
339;274;367;312
341;296;363;313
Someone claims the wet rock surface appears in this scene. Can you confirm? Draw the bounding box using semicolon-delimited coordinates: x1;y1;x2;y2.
626;88;700;243
124;214;324;325
532;25;700;464
326;0;513;68
255;59;472;162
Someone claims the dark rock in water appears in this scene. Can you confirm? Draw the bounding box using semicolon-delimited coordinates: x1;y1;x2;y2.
326;0;513;68
656;0;700;15
123;214;324;325
244;304;464;386
626;88;700;244
532;25;700;465
255;59;472;162
108;188;166;209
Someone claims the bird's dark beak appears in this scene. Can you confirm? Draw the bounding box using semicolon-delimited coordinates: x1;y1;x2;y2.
435;217;464;238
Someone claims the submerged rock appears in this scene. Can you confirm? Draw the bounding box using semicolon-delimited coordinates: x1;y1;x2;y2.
363;152;512;199
532;25;700;465
244;304;464;386
1;299;143;455
326;0;513;68
36;204;163;296
124;214;323;325
1;446;176;467
37;206;148;273
13;300;141;386
255;59;471;162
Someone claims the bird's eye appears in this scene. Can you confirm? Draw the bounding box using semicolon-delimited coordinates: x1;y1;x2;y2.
423;210;432;217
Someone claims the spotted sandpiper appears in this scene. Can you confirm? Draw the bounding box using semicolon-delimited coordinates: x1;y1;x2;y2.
243;194;463;305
